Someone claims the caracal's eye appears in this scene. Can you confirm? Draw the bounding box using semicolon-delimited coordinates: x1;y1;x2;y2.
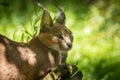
59;35;64;40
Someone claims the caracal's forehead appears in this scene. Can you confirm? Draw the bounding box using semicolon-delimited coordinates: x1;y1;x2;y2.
52;23;71;35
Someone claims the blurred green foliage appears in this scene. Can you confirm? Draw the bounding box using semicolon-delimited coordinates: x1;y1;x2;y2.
0;0;120;80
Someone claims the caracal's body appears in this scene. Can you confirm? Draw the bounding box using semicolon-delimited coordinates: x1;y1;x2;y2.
0;2;73;80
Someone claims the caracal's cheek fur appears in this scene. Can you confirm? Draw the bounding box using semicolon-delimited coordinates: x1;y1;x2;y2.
38;33;60;51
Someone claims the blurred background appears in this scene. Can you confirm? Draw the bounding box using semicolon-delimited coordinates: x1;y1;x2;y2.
0;0;120;80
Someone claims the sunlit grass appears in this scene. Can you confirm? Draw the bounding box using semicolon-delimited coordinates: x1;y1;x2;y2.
66;5;120;80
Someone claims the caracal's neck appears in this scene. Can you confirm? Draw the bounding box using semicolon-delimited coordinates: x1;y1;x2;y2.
28;37;62;66
29;37;50;52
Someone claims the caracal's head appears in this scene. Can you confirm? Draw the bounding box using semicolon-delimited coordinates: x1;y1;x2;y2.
37;2;73;52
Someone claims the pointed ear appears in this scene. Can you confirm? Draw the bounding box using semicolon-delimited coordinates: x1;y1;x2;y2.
40;10;53;32
50;2;66;25
55;8;66;25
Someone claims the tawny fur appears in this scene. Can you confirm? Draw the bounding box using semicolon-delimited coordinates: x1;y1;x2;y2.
0;3;73;80
0;34;61;80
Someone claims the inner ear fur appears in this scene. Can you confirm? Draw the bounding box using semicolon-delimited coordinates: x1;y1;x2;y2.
40;10;53;32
